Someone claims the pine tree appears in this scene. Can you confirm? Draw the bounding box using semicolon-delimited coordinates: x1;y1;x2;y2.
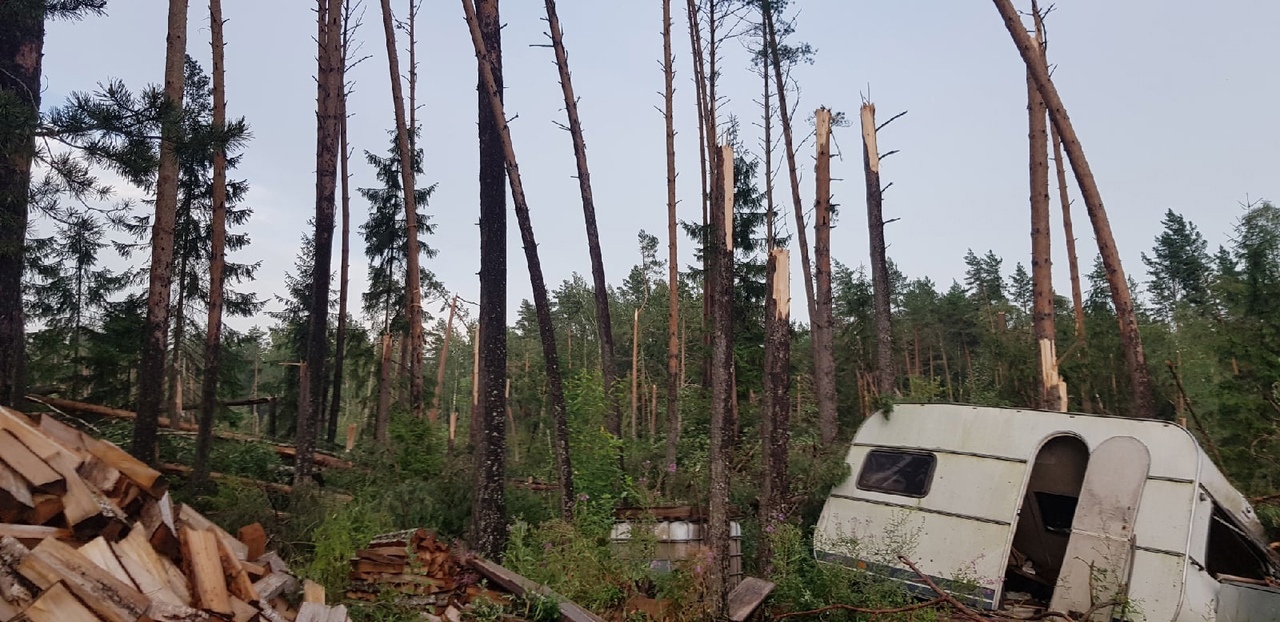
1142;209;1211;321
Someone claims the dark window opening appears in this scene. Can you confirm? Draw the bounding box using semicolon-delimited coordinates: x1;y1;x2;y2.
856;450;936;498
1034;492;1079;534
1206;506;1273;581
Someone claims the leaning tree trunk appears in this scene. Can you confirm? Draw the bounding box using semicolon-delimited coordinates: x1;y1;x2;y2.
133;0;190;463
1027;8;1063;411
812;107;838;437
375;333;392;444
194;0;229;490
861;103;895;399
662;0;681;470
430;294;458;423
327;67;351;443
299;0;344;486
1053;128;1085;340
758;248;791;574
991;0;1155;418
764;2;833;441
0;1;48;409
468;0;510;558
543;0;622;444
706;144;735;618
465;0;574;525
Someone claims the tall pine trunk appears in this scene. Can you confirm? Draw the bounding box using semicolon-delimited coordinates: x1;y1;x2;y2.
299;0;343;486
812;107;837;436
1053;128;1085;340
194;0;229;489
1027;8;1063;411
430;294;457;423
465;0;574;525
328;0;357;442
706;144;735;617
469;0;509;558
992;0;1155;417
0;1;46;409
543;0;621;443
759;248;790;574
133;0;189;462
861;103;895;398
376;333;392;444
166;254;188;428
663;0;681;469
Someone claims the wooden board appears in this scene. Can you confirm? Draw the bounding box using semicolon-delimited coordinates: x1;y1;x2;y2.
42;451;103;527
83;436;164;497
24;493;62;525
0;461;33;510
22;581;101;622
0;536;34;614
112;525;187;607
0;407;81;469
303;579;325;604
237;522;267;561
469;557;606;622
180;527;233;615
140;493;180;560
143;602;213;622
179;504;248;561
0;524;71;541
217;529;259;602
35;413;89;456
0;430;63;493
727;576;775;622
253;571;299;602
79;536;139;589
18;537;150;622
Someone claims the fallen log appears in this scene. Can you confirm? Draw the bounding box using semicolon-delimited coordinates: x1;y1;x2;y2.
158;464;353;502
28;396;352;470
469;557;606;622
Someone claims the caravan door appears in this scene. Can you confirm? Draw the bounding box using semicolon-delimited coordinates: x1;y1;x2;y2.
1049;436;1150;621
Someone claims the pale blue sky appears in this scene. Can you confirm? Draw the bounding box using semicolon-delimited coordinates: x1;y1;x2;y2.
41;1;1280;331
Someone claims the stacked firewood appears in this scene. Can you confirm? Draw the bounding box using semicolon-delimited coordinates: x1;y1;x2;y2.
346;528;506;617
0;406;344;622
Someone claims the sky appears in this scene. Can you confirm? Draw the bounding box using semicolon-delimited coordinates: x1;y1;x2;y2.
40;0;1280;333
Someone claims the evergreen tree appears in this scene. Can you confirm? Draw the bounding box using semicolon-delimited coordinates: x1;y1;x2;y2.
964;249;1006;305
1009;262;1033;315
1142;209;1211;320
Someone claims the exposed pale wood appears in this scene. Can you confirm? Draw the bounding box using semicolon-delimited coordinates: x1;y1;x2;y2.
78;456;122;496
79;536;139;589
0;461;32;509
140;493;180;560
22;581;100;622
83;434;164;496
253;572;298;603
257;551;289;575
727;576;775;622
0;407;81;469
303;579;325;603
237;522;266;561
230;596;258;622
144;602;212;622
0;537;34;613
469;557;605;622
112;525;186;607
18;537;150;622
0;524;72;541
0;430;62;493
178;504;248;561
35;414;88;456
217;531;259;602
24;494;62;525
42;452;103;526
180;527;232;615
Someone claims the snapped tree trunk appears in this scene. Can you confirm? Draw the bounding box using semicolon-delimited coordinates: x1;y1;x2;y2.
543;0;622;443
376;333;392;444
0;1;47;409
329;3;358;442
166;260;187;429
430;294;458;423
812;107;838;443
706;144;735;617
133;0;190;463
299;0;344;487
663;0;681;470
991;0;1155;417
194;0;229;490
861;103;895;399
465;0;573;525
468;0;511;556
759;248;791;574
1027;10;1064;411
1053;127;1085;341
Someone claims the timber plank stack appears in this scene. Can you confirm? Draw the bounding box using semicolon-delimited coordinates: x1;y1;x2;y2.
0;405;347;622
346;529;505;616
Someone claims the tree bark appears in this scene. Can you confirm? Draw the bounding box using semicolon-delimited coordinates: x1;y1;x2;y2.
1053;127;1085;341
631;307;641;439
133;0;190;463
1027;9;1063;411
861;103;895;399
812;108;838;442
194;0;229;490
430;294;457;423
328;2;357;443
991;0;1155;417
759;248;790;573
468;0;510;556
466;0;573;526
706;143;734;617
0;1;46;410
298;0;343;486
375;333;392;444
663;0;681;471
543;0;622;442
166;256;188;428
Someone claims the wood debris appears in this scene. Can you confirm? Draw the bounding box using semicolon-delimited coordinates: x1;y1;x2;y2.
0;405;347;622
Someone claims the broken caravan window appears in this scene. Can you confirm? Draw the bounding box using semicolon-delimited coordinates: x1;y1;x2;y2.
1206;504;1275;580
856;449;937;497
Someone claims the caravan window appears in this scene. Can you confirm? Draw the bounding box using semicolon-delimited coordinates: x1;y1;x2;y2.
857;449;936;498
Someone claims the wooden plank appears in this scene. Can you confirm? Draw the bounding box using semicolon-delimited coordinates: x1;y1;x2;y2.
111;525;186;607
160;552;194;606
253;572;298;602
84;435;165;497
727;576;776;622
217;528;260;602
78;455;122;496
257;551;290;574
0;407;81;468
181;527;233;615
0;461;32;509
22;581;101;622
0;430;62;493
144;602;213;622
303;579;325;603
229;596;258;622
0;523;72;541
79;536;139;589
179;504;248;561
42;451;101;526
0;537;34;615
18;537;150;622
237;522;267;561
469;557;606;622
34;413;89;456
141;493;180;560
24;493;62;525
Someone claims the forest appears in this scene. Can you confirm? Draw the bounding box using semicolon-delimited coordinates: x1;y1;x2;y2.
1;0;1278;620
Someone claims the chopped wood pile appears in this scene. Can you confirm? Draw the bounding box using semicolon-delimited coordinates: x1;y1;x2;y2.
0;405;343;622
345;528;502;615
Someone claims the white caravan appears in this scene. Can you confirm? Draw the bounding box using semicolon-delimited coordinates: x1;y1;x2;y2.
815;403;1280;621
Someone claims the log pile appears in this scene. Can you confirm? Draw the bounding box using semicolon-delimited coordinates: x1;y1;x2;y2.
345;528;503;615
0;406;342;622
